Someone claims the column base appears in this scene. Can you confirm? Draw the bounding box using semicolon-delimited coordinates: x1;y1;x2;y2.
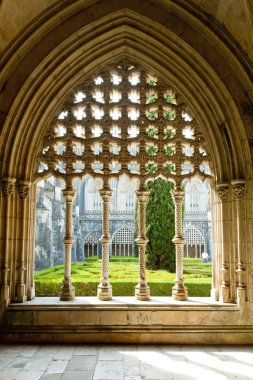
16;284;27;303
135;282;150;301
172;283;188;301
220;285;230;303
60;280;75;301
237;286;247;304
211;287;219;301
97;281;112;301
27;286;35;301
0;286;10;305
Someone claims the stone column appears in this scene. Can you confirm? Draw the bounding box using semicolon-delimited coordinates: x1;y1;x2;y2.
172;189;188;300
97;186;112;300
0;178;16;307
16;180;31;302
135;189;150;301
217;183;231;303
27;183;37;300
232;180;246;304
60;189;76;301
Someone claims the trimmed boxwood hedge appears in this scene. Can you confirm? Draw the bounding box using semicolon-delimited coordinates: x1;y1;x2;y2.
35;280;211;297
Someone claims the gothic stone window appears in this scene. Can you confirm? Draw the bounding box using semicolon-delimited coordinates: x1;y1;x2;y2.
112;225;135;256
36;60;212;301
184;224;206;258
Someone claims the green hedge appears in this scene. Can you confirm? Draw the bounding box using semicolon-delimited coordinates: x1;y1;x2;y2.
35;280;211;297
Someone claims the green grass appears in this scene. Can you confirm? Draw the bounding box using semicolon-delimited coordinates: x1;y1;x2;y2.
35;257;212;297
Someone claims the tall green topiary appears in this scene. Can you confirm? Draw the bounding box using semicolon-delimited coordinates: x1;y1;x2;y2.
145;179;175;272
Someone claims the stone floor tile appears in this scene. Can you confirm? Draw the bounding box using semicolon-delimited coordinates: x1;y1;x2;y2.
23;354;53;370
61;371;93;380
6;356;30;369
0;355;17;369
124;360;141;376
140;362;173;380
66;355;97;371
0;369;20;380
0;345;25;355
20;345;39;357
46;359;69;373
94;360;124;380
124;377;142;380
98;347;124;361
74;345;99;356
40;374;63;380
15;370;45;380
37;346;61;354
54;346;75;360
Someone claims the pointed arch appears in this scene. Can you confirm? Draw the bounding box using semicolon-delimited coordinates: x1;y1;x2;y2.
112;225;135;256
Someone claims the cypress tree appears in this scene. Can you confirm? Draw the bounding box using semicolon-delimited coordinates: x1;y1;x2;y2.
145;179;176;272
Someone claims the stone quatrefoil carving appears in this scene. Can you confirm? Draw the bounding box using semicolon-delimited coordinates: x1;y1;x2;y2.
36;60;212;188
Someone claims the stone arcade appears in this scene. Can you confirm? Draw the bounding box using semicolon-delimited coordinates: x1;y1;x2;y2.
0;0;252;344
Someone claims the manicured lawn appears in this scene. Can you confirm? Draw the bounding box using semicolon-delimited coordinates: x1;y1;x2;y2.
35;257;212;297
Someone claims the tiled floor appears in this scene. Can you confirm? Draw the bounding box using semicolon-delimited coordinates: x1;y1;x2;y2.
0;344;252;380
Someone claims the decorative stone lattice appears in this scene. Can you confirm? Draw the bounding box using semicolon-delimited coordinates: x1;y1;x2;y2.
84;232;99;257
36;60;211;187
35;60;213;301
112;225;134;256
185;225;205;246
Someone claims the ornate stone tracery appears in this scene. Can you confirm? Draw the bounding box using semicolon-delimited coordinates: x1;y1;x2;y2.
35;60;212;301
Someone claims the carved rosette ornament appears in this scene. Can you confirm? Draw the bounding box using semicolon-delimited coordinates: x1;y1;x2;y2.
1;177;16;197
35;60;213;301
232;180;245;200
216;183;229;202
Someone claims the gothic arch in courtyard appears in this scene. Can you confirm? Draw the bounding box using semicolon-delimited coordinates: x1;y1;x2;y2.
112;225;135;257
0;1;252;343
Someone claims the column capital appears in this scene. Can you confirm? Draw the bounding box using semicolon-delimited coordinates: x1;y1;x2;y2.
62;189;76;201
216;183;229;201
172;190;185;201
231;180;245;200
18;180;31;199
99;189;112;199
136;190;149;201
1;177;16;197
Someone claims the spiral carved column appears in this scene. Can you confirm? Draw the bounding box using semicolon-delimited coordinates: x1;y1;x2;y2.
232;180;246;304
172;189;188;300
60;189;76;301
135;190;150;301
97;188;112;301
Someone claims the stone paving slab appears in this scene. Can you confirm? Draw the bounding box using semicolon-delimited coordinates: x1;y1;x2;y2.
0;344;252;379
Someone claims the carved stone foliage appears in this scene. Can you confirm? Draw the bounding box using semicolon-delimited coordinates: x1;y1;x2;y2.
232;180;245;200
36;60;212;187
18;181;31;199
1;178;16;197
217;183;228;201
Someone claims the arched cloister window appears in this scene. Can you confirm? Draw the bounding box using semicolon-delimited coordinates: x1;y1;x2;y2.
36;60;212;301
83;232;99;258
184;224;206;258
112;225;135;257
84;177;102;214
